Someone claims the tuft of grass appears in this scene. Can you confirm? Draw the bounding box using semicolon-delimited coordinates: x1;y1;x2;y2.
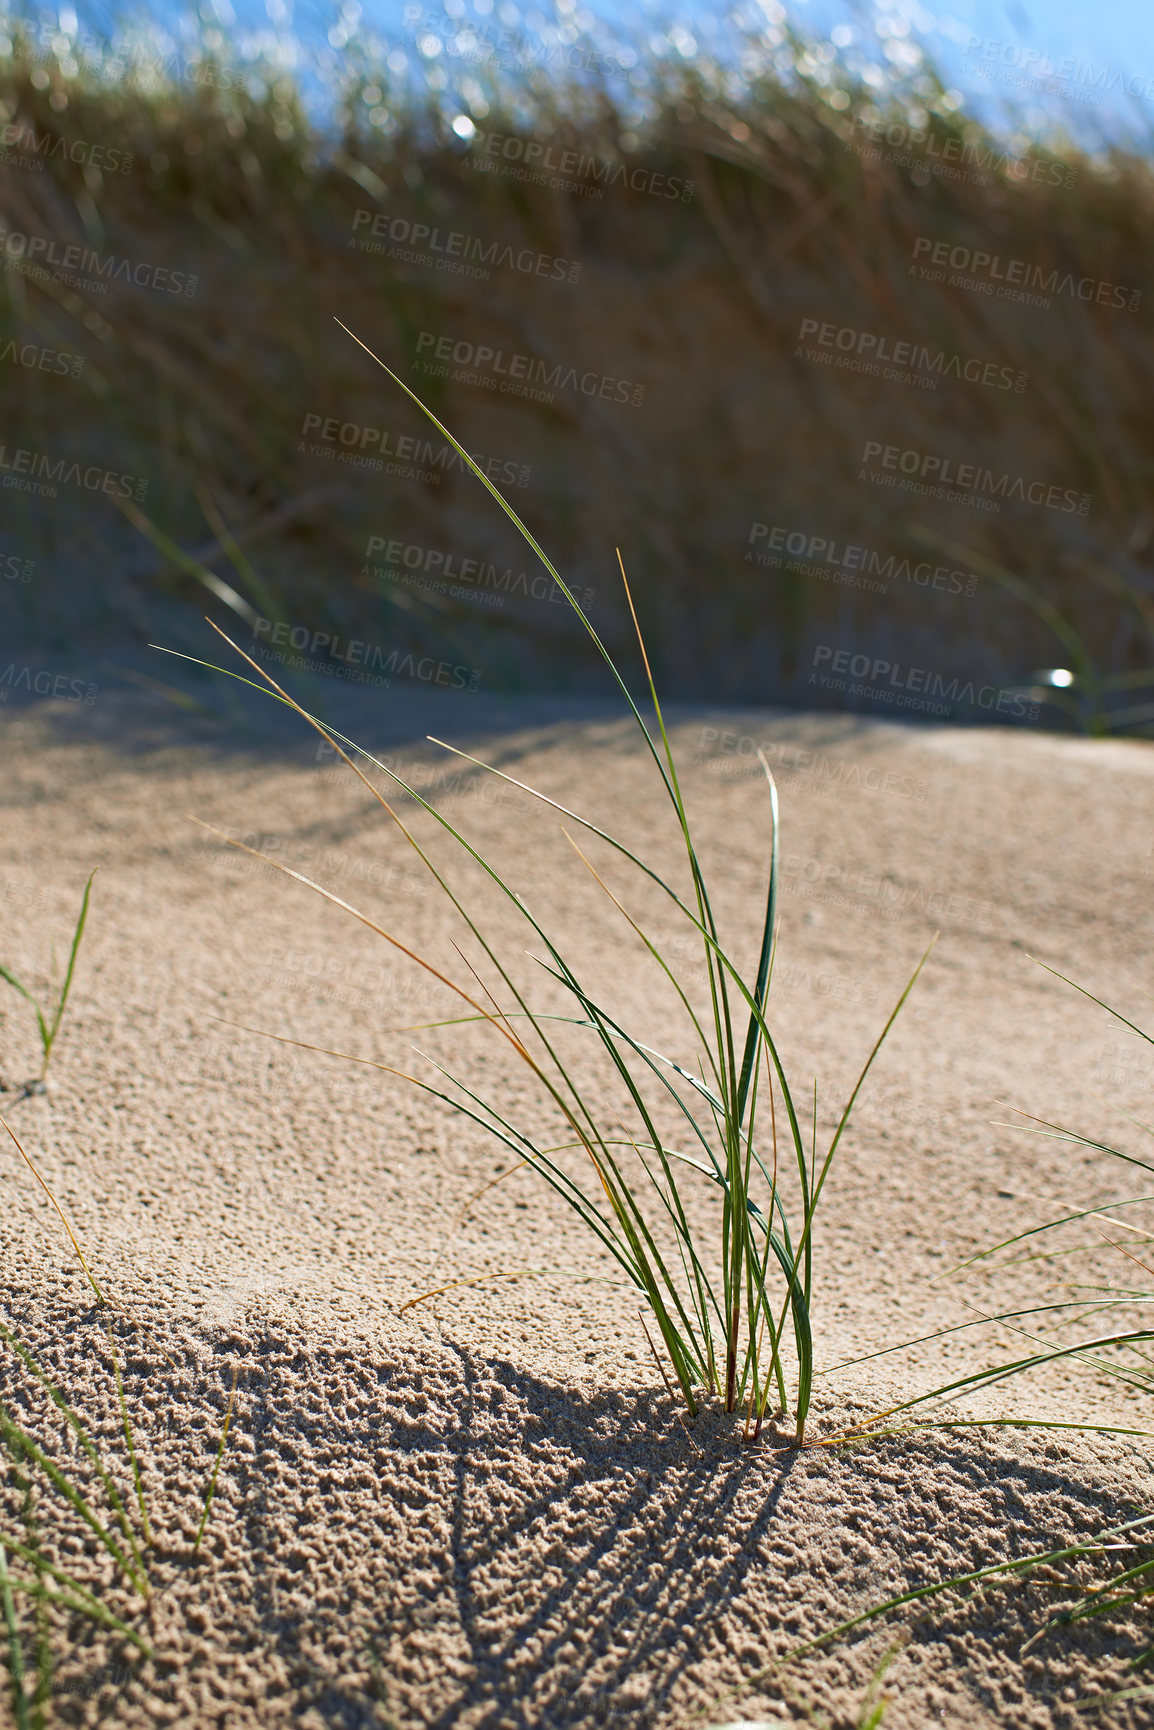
164;354;932;1442
0;871;96;1091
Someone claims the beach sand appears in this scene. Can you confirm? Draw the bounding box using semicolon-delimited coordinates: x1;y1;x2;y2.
2;684;1153;1727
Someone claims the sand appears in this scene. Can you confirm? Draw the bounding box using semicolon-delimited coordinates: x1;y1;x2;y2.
1;679;1153;1727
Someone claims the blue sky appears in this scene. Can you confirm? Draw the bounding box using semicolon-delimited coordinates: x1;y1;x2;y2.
27;0;1154;142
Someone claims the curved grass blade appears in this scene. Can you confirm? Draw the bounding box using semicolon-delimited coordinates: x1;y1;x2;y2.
40;870;96;1081
0;1572;152;1653
0;1543;30;1730
0;1410;146;1597
0;1539;153;1654
0;1326;145;1591
0;1119;104;1305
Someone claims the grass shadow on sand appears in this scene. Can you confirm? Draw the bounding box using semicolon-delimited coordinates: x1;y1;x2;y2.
7;1301;1139;1728
3;1291;1151;1725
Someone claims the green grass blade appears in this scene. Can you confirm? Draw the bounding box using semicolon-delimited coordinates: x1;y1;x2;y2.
41;870;95;1078
193;484;285;625
0;1409;146;1597
333;322;687;811
931;1193;1154;1283
733;764;778;1132
834;1329;1154;1437
0;1536;145;1631
0;1543;30;1730
992;1116;1154;1179
703;1511;1154;1728
195;1370;238;1553
424;737;707;924
1074;1681;1154;1712
1;1572;152;1653
0;1327;145;1589
113;493;259;626
0;968;50;1067
1026;958;1154;1050
0;967;40;1014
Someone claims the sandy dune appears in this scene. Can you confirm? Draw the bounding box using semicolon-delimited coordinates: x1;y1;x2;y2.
2;683;1153;1727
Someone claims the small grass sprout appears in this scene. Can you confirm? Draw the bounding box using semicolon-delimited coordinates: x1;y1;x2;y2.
0;871;96;1092
163;339;934;1443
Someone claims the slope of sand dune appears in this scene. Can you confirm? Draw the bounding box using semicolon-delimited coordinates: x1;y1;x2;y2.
2;682;1153;1728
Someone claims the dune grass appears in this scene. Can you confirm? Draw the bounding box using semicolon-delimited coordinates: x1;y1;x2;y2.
5;13;1154;717
0;871;96;1091
166;351;934;1439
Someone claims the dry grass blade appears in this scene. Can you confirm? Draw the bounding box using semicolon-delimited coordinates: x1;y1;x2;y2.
0;1117;103;1305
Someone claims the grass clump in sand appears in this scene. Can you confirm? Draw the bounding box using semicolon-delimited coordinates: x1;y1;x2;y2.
176;343;933;1443
0;871;95;1094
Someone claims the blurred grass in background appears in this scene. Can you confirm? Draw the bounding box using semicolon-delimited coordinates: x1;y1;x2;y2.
0;2;1152;727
